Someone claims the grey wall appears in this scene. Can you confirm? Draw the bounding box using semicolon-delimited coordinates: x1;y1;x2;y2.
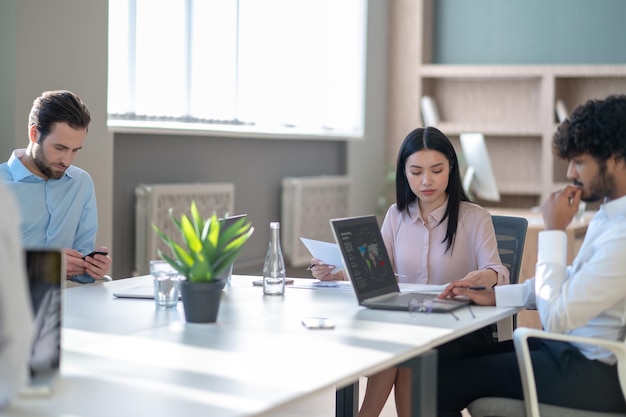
113;135;346;276
434;0;626;64
0;0;17;159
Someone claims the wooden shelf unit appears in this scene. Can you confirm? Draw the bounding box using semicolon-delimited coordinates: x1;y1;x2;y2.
418;65;626;205
404;0;626;206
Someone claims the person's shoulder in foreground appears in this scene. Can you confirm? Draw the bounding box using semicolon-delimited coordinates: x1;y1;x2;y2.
0;184;34;409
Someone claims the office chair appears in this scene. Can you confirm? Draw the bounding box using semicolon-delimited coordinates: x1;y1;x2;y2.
467;327;626;417
491;215;527;286
491;215;528;341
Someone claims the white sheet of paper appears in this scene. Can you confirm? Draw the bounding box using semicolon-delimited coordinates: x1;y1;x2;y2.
300;237;344;274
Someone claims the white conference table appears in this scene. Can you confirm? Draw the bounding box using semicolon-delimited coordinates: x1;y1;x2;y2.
8;275;517;417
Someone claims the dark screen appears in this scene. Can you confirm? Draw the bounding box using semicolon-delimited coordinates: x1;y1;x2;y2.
25;249;62;377
332;216;399;300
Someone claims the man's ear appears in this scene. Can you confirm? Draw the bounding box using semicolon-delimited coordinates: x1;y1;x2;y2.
28;125;40;144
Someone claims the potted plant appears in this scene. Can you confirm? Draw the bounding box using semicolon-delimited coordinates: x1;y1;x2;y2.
152;201;254;323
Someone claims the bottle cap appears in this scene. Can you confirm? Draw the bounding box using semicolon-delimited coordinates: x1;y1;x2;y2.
270;222;280;229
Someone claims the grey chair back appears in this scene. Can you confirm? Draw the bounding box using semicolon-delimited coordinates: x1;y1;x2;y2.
491;215;528;338
491;215;528;286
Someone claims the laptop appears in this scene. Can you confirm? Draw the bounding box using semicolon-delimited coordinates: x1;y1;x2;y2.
21;248;64;396
114;214;247;299
330;215;469;313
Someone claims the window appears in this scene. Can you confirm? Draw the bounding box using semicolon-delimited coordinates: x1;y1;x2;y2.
108;0;368;139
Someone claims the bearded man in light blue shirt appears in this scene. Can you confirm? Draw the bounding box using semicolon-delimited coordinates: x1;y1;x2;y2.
0;90;111;284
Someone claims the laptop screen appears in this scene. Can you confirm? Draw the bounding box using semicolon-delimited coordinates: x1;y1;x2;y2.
330;216;400;301
25;249;63;381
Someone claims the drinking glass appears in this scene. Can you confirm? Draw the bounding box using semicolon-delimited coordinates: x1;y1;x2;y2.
150;260;181;308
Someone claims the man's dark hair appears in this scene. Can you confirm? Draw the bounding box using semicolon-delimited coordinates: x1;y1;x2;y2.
28;90;91;142
553;94;626;162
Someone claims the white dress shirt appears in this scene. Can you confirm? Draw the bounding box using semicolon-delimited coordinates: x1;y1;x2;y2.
0;184;34;408
496;195;626;364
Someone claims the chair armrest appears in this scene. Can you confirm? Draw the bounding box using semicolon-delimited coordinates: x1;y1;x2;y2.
513;327;626;417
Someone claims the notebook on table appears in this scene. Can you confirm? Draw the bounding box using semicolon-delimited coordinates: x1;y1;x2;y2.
329;215;469;313
21;248;64;396
114;214;247;300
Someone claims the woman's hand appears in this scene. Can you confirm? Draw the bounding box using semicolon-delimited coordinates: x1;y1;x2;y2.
308;258;345;281
458;269;498;289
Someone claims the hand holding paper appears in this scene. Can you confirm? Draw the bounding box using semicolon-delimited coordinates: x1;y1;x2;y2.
300;237;344;274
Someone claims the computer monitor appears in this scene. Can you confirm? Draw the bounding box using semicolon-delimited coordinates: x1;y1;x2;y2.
460;133;500;202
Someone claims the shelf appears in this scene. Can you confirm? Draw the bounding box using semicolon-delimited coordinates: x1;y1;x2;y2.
497;181;542;196
420;64;546;79
434;122;541;137
421;64;626;78
421;77;542;129
418;67;626;203
554;76;626;123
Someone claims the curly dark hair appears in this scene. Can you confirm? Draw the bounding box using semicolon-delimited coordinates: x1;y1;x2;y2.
553;94;626;162
395;126;470;253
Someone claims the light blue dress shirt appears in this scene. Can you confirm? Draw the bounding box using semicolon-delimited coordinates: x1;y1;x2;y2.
0;150;98;282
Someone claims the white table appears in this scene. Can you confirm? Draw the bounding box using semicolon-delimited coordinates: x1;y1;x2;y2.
8;276;517;417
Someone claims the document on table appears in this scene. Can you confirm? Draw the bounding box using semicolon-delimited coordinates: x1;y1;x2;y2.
288;280;354;290
300;237;344;274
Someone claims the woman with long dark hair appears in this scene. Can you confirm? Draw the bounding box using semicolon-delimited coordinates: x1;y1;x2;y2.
310;127;508;416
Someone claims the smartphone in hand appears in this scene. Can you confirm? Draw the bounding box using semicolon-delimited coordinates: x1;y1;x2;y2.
82;250;109;260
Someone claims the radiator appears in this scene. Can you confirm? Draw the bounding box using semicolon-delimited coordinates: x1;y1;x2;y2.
281;176;351;267
134;183;235;276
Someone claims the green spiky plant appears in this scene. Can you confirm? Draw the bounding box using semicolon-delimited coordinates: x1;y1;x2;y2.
152;201;254;282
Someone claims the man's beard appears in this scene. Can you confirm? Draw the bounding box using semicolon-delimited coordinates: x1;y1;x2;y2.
33;152;65;179
580;161;614;203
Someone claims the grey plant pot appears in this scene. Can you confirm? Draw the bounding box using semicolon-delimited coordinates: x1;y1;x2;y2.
180;280;225;323
214;263;234;283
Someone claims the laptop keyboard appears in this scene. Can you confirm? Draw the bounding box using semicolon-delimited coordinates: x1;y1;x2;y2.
385;292;438;307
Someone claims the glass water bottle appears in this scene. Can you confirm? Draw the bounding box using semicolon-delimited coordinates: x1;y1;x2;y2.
262;222;286;295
